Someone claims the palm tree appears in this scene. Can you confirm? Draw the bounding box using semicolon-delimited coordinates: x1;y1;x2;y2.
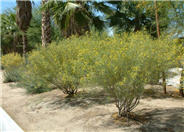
1;9;21;53
41;0;51;47
42;0;114;37
16;0;32;59
107;1;150;33
107;1;170;38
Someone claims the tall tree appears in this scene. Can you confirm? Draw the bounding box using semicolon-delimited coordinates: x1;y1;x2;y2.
169;1;184;37
154;1;166;94
16;0;32;59
1;9;21;53
154;1;160;38
108;1;150;33
108;1;170;37
41;0;51;47
42;1;114;37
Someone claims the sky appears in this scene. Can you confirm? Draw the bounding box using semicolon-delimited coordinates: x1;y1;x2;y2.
0;0;41;14
0;0;16;13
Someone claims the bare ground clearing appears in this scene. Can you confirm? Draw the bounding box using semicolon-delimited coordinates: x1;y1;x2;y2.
0;70;183;132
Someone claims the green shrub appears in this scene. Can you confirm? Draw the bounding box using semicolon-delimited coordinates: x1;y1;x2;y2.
19;70;52;93
3;68;23;83
18;31;180;113
83;32;179;117
92;32;152;117
1;53;23;69
1;53;23;82
145;35;180;92
21;38;89;95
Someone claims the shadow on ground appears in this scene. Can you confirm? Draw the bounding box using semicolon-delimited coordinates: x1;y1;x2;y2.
49;89;114;109
138;107;184;132
27;88;115;111
143;85;183;99
100;107;184;132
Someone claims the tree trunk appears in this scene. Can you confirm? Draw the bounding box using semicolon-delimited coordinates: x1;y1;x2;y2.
179;87;184;97
22;32;27;60
179;68;184;97
13;33;17;53
162;72;167;94
16;0;32;60
155;1;167;94
154;1;160;38
41;0;51;47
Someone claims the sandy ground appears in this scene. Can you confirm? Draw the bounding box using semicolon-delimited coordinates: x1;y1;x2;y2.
0;70;184;132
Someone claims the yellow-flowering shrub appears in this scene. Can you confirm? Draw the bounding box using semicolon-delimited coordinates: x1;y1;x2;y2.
80;32;180;117
19;31;181;112
19;50;51;93
1;53;23;69
1;53;23;82
20;38;89;94
90;32;153;117
144;35;181;90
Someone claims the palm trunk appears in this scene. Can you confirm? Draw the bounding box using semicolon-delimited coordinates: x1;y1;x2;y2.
41;0;51;47
13;33;17;52
16;0;32;61
22;32;27;60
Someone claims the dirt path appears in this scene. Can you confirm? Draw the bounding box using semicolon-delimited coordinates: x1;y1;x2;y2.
0;70;184;132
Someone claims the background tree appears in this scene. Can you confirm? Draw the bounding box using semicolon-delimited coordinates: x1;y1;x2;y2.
154;0;167;94
16;0;32;59
41;0;51;47
26;6;42;49
1;5;62;54
1;9;21;54
42;0;114;37
168;1;184;37
107;1;170;37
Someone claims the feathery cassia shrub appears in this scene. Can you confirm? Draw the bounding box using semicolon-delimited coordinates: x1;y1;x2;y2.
1;53;23;82
18;32;180;116
20;37;90;95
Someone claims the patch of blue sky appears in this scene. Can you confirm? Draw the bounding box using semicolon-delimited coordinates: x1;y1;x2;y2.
0;0;41;14
0;0;16;13
1;0;114;35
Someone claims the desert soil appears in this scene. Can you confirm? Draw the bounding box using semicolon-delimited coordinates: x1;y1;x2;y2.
0;70;184;132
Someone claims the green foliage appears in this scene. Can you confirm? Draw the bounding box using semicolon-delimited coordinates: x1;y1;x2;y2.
168;1;184;36
107;1;183;37
42;1;113;37
1;53;23;69
1;9;22;54
19;69;52;93
1;53;23;82
75;32;180;116
27;6;63;49
19;32;108;94
145;35;181;84
87;32;151;116
1;6;63;55
20;40;86;95
3;67;23;83
26;7;42;49
17;32;180;116
18;49;55;93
